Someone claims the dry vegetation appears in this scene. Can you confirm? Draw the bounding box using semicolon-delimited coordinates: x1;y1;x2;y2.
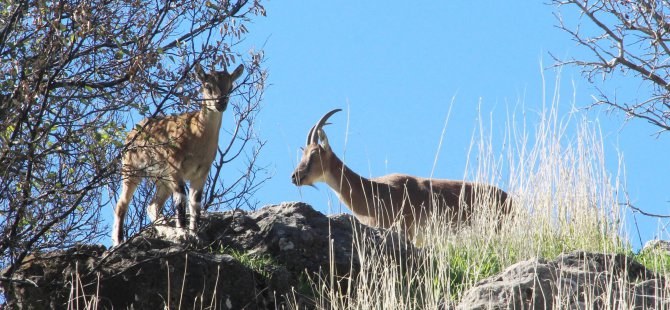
55;78;670;309
292;81;670;309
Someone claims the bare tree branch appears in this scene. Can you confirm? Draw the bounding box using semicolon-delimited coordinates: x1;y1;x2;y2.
553;0;670;133
627;202;670;218
0;0;268;299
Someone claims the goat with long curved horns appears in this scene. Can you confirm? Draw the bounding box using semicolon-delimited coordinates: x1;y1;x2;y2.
112;62;244;246
291;109;512;241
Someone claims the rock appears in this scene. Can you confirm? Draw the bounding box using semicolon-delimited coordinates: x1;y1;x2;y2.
457;251;669;310
643;239;670;253
3;202;415;309
197;202;416;280
12;202;662;309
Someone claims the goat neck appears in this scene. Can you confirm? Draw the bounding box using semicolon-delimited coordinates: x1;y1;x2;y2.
321;153;385;223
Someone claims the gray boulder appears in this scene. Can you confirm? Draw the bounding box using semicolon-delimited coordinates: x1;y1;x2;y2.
457;251;668;310
3;202;415;309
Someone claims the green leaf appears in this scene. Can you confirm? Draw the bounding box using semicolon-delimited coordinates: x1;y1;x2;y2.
5;125;15;138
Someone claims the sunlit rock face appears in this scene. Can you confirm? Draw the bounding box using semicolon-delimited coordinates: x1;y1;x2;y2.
3;202;415;309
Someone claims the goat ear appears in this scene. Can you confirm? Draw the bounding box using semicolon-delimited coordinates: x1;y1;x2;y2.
194;63;207;82
230;64;244;81
317;129;331;152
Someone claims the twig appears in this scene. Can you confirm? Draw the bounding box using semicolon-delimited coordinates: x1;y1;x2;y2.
625;202;670;218
0;276;38;287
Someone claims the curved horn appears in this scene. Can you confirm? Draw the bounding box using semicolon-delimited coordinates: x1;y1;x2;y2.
308;109;342;145
306;125;317;146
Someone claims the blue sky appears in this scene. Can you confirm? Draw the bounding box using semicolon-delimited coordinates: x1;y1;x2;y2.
231;1;670;249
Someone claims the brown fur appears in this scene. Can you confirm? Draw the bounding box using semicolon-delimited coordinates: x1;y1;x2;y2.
112;63;244;246
291;109;511;240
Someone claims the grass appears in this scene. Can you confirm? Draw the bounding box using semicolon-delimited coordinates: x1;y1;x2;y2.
635;245;670;274
216;246;279;278
294;79;655;309
55;77;669;308
61;248;281;309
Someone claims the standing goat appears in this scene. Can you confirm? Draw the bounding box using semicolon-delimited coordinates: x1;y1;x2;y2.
112;63;244;246
291;109;512;241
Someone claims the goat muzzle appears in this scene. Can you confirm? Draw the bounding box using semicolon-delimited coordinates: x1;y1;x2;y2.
291;171;304;185
215;98;228;112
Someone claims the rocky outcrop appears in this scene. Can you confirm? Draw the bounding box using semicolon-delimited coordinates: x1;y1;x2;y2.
457;251;669;310
3;202;415;309
5;202;668;309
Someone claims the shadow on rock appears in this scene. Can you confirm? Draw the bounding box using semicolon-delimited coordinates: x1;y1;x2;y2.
3;202;417;309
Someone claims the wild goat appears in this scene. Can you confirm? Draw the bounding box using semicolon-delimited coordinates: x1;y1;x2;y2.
112;63;244;246
291;109;512;241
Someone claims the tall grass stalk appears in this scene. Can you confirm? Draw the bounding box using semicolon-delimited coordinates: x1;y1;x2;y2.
303;83;628;309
